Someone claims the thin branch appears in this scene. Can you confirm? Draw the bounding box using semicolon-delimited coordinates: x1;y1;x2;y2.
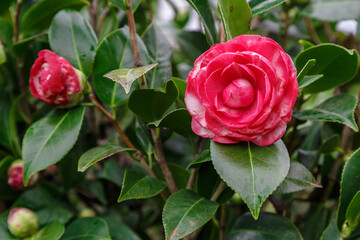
304;16;321;45
150;129;178;194
186;138;207;190
13;0;22;43
281;11;290;49
89;0;100;30
323;21;336;43
210;181;227;202
219;204;227;240
96;7;110;35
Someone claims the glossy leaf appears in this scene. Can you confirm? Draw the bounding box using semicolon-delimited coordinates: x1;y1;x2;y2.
148;109;196;140
36;207;73;226
304;0;360;21
293;94;358;132
21;0;89;34
142;24;172;88
99;160;124;187
23;107;85;185
302;204;328;240
163;189;218;240
128;79;178;122
104;63;158;94
296;59;315;82
249;0;286;15
29;221;64;240
295;44;359;93
60;217;111;240
135;119;154;155
110;0;141;11
320;219;341;240
103;217;141;240
186;0;218;45
78;144;135;172
93;27;149;107
49;10;97;77
299;75;323;89
218;0;252;40
0;0;13;15
228;212;303;240
172;78;187;105
187;149;211;169
176;31;209;63
275;161;321;194
118;168;166;202
211;140;290;219
319;134;340;154
0;40;5;65
344;191;360;235
337;148;360;231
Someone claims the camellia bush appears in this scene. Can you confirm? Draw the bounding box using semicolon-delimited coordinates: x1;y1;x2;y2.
1;0;360;239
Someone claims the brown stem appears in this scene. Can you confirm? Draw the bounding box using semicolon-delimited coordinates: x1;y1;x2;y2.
150;129;178;194
304;16;321;45
287;118;299;156
210;181;227;201
13;0;22;43
219;204;227;240
89;94;136;149
89;0;100;30
96;7;110;35
323;21;335;43
281;11;290;49
186;138;206;190
219;22;225;43
322;126;353;201
89;94;168;200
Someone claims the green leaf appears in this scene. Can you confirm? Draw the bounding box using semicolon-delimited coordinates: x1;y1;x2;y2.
21;0;89;35
60;217;111;240
176;31;209;63
275;161;321;194
128;79;178;122
218;0;252;40
99;160;124;187
172;78;187;105
304;0;360;21
211;140;290;219
0;217;16;240
338;148;360;232
36;207;73;226
228;212;303;240
249;0;286;15
299;75;323;89
135;119;154;155
148;109;196;140
118;168;166;202
293;94;358;132
109;0;141;11
319;134;340;154
344;191;360;235
320;219;341;240
93;27;149;107
295;44;359;93
186;0;218;45
0;0;13;15
28;221;64;240
22;106;85;185
49;10;97;77
162;189;218;240
0;40;5;65
142;24;172;88
80;180;107;205
302;204;328;240
103;217;141;240
78;144;135;172
297;59;315;82
104;63;158;94
187;149;211;169
299;40;315;50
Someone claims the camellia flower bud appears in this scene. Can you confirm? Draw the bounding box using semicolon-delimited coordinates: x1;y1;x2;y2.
29;50;86;107
79;208;96;218
7;207;39;238
8;160;38;191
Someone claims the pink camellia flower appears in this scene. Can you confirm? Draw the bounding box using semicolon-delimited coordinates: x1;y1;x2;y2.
29;50;86;107
8;160;38;191
7;207;39;238
185;35;298;146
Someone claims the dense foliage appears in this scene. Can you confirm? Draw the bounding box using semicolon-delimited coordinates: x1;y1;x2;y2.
0;0;360;239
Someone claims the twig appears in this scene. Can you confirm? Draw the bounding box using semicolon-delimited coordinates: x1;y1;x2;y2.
13;0;22;43
219;204;227;240
96;7;110;35
126;0;177;194
210;181;227;201
89;0;100;30
304;16;321;45
219;22;225;43
186;138;206;190
322;126;353;201
151;129;178;194
323;21;336;43
281;11;290;49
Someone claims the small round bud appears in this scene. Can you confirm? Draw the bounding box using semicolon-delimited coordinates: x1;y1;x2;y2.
7;208;39;238
79;208;96;218
8;160;38;191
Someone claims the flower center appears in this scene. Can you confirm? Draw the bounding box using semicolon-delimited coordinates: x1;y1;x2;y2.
222;79;255;108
